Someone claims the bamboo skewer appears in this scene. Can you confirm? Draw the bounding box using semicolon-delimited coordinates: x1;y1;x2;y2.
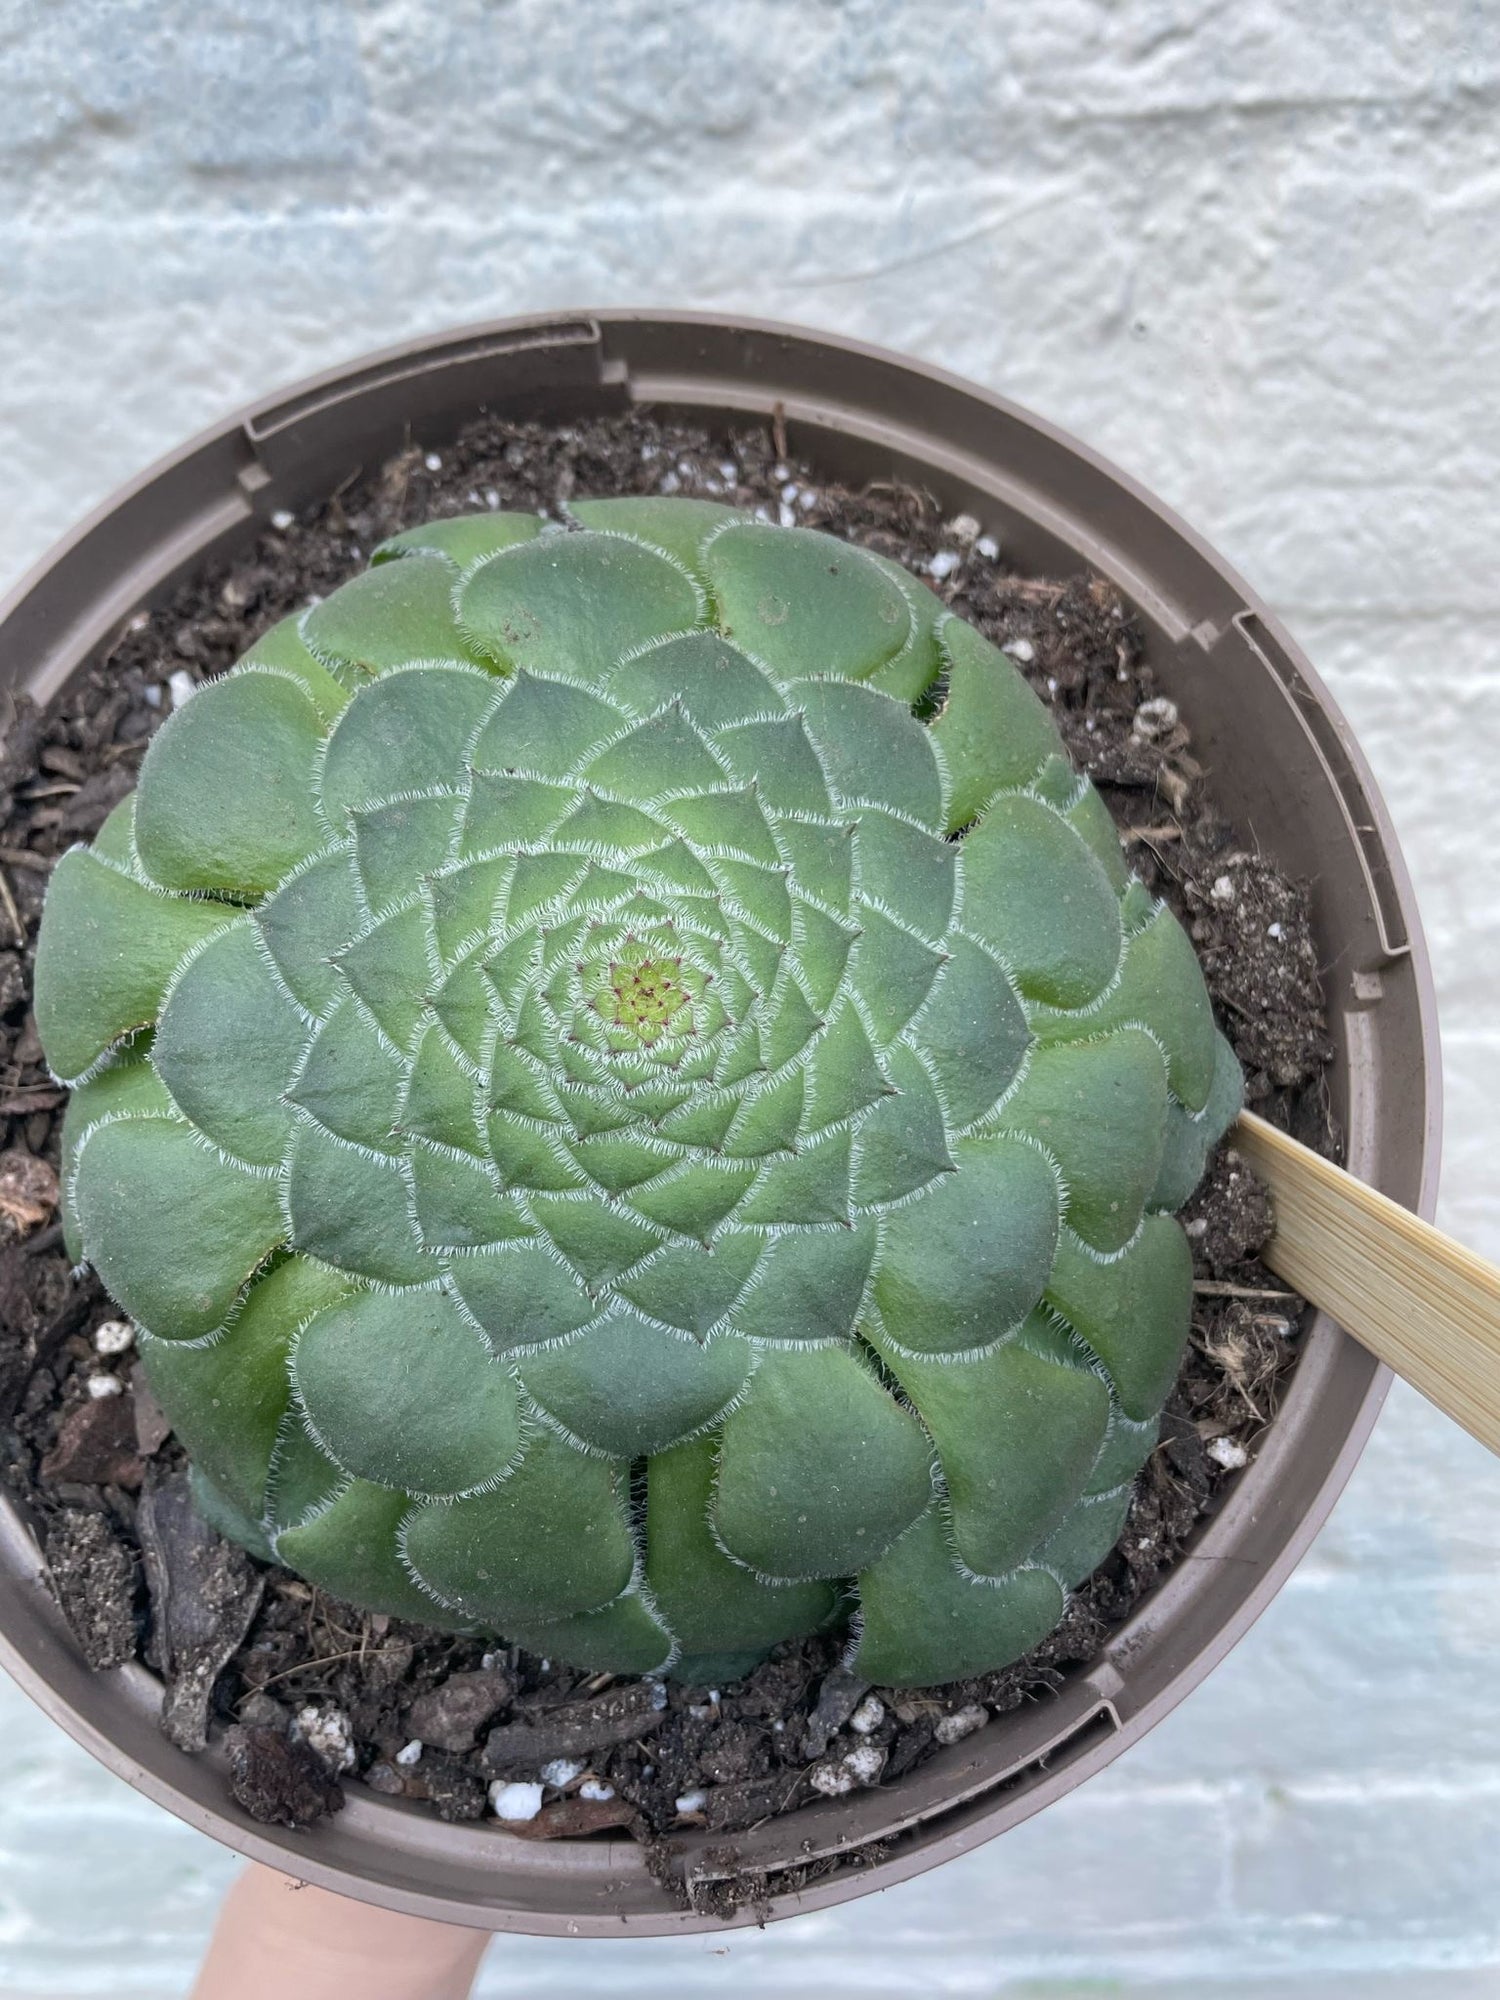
1234;1109;1500;1458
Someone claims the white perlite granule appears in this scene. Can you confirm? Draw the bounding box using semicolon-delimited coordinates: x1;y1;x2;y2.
933;1704;988;1747
292;1704;356;1774
1132;696;1180;740
809;1743;887;1795
489;1781;543;1822
540;1757;586;1788
1207;1436;1250;1471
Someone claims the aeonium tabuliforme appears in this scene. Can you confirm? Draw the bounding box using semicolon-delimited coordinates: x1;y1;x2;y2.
35;499;1241;1685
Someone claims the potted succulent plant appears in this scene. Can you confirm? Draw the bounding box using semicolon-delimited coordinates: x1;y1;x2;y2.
0;313;1437;1934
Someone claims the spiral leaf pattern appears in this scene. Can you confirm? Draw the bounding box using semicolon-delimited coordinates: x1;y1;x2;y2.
36;500;1241;1685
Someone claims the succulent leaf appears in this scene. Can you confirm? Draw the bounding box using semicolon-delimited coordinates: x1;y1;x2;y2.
702;522;912;682
240;614;353;726
373;510;544;570
1151;1029;1244;1211
458;532;702;681
932;615;1063;828
72;1116;284;1340
989;1029;1169;1253
960;793;1124;1008
89;794;141;871
277;1480;474;1631
1031;900;1218;1111
59;1040;170;1257
874;1311;1111;1576
1035;1482;1135;1590
35;850;230;1082
714;1344;933;1579
267;1407;347;1530
140;1255;353;1518
292;1288;524;1495
505;1583;676;1677
568;495;747;575
134;671;326;895
515;1312;751;1458
35;502;1240;1686
303;554;485;676
320;664;497;823
871;1135;1060;1354
190;1464;278;1564
852;1506;1065;1685
647;1436;838;1657
152;919;306;1166
401;1432;635;1626
1087;1404;1162;1495
1045;1216;1196;1423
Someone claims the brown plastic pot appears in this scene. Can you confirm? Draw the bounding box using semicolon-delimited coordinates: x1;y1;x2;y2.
0;312;1439;1935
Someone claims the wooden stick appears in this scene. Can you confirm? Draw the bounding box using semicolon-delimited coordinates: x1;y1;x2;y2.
1234;1109;1500;1458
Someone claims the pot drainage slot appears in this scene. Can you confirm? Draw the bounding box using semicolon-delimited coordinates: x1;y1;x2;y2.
1232;610;1409;962
242;320;618;475
682;1695;1121;1906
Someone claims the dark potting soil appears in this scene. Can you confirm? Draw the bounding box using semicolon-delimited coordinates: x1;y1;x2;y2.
0;407;1334;1915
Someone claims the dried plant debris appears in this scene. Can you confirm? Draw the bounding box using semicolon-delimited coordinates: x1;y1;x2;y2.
484;1682;670;1774
42;1507;137;1670
405;1665;515;1754
139;1474;264;1753
224;1721;344;1828
0;407;1332;1906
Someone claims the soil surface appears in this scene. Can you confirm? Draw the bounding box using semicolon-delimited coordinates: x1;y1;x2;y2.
0;408;1334;1915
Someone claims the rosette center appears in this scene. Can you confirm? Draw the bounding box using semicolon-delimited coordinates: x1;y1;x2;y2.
585;945;703;1049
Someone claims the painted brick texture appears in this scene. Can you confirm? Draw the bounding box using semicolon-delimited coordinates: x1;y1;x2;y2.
1;1;1498;1992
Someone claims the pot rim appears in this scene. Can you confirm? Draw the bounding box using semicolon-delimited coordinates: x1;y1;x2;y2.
0;309;1441;1934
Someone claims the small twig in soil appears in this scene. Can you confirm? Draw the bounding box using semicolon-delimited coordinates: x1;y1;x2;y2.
1192;1282;1299;1300
1000;576;1068;605
0;866;20;944
1213;993;1261;1027
313;1601;370;1650
1156;768;1191;814
239;1647;370;1700
0;1088;65;1116
738;1772;812;1835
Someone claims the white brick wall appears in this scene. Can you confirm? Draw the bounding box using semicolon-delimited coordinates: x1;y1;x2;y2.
3;2;1499;1991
